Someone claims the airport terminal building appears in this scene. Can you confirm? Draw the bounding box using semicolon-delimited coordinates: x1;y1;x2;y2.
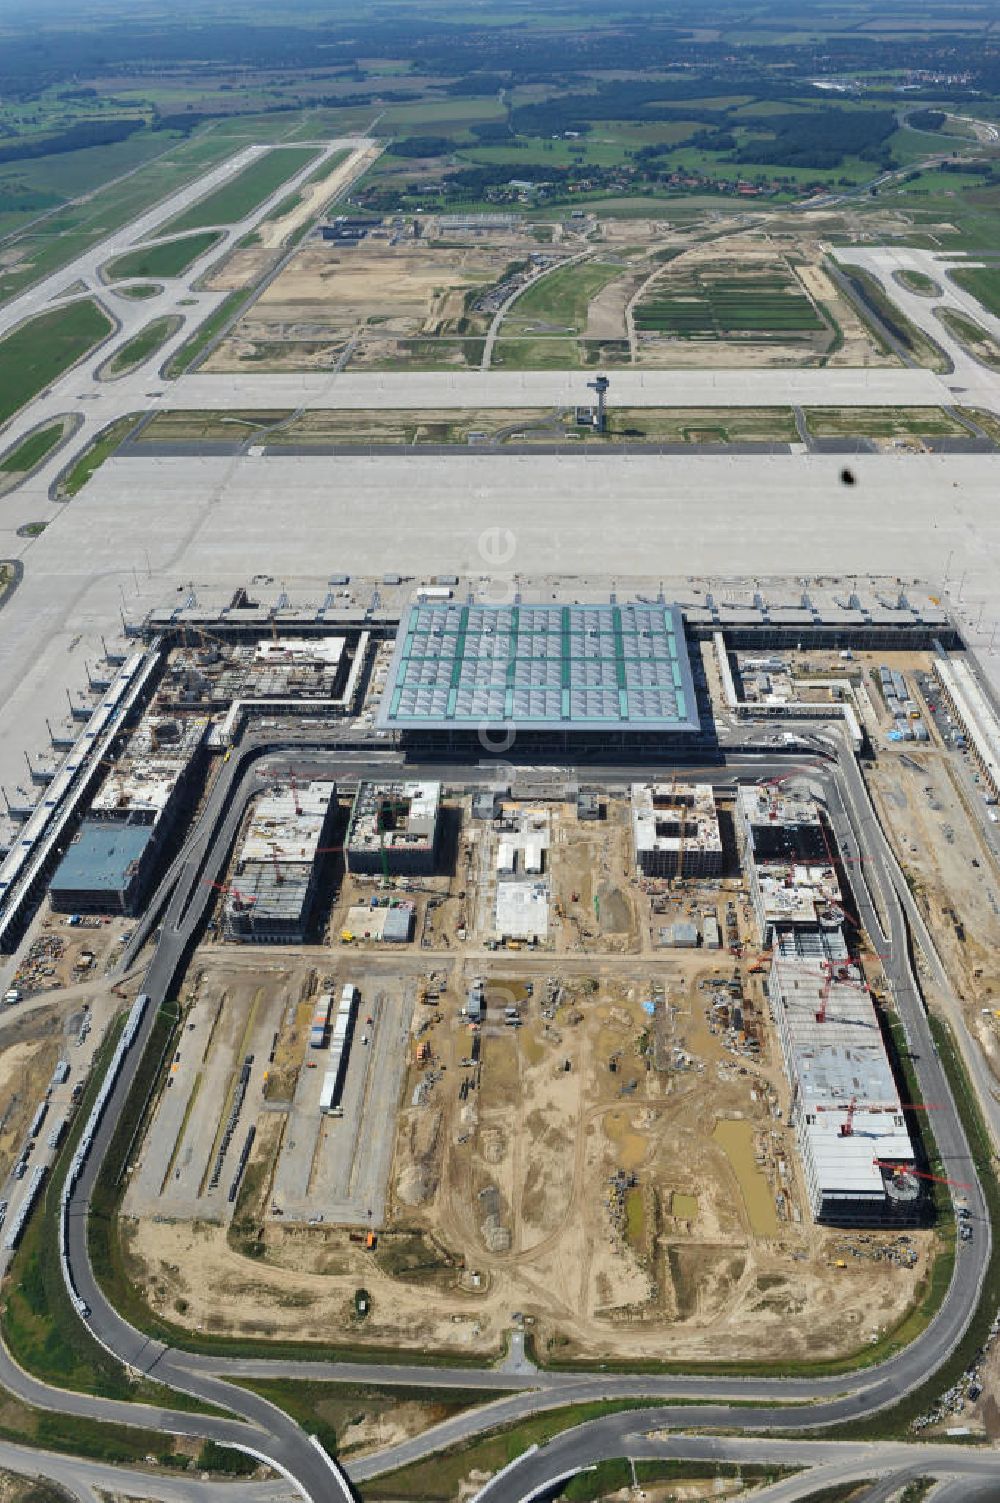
375;601;702;753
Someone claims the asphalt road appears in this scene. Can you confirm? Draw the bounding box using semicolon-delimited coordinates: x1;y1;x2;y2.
463;1418;1000;1503
0;733;979;1502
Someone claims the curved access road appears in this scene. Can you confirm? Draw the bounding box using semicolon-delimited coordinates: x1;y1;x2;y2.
0;733;976;1502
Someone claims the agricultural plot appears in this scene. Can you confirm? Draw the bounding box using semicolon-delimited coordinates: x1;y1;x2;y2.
635;267;825;338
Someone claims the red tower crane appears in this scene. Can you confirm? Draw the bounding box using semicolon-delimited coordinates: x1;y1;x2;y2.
874;1158;971;1191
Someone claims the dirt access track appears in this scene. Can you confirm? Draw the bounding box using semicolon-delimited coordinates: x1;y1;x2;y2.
255;142;383;251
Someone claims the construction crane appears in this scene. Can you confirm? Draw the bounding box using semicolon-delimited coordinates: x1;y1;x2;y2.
814;958;869;1023
288;770;302;817
817;1099;942;1137
873;1157;971;1191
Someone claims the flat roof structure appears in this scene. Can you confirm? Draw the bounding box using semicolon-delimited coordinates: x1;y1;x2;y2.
770;947;917;1225
495;880;549;942
376;603;700;736
50;823;154;913
345;781;441;874
757;863;843;931
224;862;312;938
239;781;335;865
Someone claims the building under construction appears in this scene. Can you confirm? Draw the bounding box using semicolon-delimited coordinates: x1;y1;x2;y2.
769;941;921;1226
736;784;843;945
631;782;723;879
224;780;336;943
345;781;441;876
49;714;207;917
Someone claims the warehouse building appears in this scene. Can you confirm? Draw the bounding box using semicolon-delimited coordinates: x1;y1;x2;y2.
224;780;336;943
345;781;441;876
375;602;701;753
769;944;920;1226
631;782;723;879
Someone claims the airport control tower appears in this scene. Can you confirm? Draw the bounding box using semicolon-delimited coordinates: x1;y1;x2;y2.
587;374;609;433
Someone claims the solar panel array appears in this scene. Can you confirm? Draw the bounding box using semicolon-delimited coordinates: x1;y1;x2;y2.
378;603;700;731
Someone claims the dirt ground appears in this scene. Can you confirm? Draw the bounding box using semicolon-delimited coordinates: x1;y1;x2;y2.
255;143;382;251
201;245;280;292
123;791;932;1364
204;213;896;374
857;649;1000;1081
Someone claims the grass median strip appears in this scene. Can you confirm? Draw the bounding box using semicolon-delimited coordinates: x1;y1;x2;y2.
56;414;142;499
160;148;318;234
104;231;222;283
105;317;181;378
0;420;68;474
164;289;248;376
0;300;113;427
360;1409;797;1501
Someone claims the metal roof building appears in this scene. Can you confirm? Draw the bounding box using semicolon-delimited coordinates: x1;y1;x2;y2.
769;946;919;1227
376;602;701;750
49;824;156;916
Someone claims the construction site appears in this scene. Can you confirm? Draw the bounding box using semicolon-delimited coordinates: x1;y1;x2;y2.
2;594;990;1363
200;214;893;375
118;769;938;1364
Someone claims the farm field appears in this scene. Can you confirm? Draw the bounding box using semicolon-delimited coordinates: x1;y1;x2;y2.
0;299;113;427
103;231;222;282
634;261;825;339
157;147;319;235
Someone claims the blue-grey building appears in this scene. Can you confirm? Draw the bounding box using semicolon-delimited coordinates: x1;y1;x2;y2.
376;602;702;754
49;823;156;916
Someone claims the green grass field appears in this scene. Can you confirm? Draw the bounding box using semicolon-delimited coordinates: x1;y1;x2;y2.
938;307;1000;367
105;316;179;376
0;419;68;474
159;147;318;234
57;414;142;498
0;300;113;426
803;406;967;437
503;258;632;335
0;131;252;306
116;282;162;300
104;230;221;281
163;288;249;375
893;268;941;296
950;263;1000;317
